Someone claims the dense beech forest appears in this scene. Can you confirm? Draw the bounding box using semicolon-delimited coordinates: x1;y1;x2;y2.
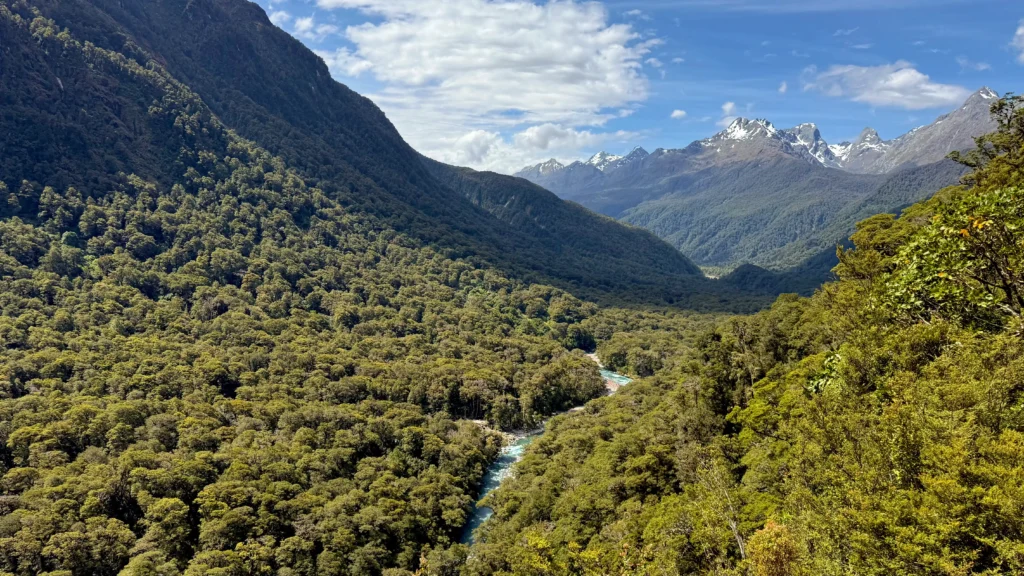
0;0;1022;575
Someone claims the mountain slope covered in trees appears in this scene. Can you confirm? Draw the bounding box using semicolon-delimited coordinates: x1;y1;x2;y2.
0;0;734;307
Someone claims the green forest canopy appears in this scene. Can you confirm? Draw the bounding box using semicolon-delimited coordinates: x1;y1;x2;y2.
0;0;1022;575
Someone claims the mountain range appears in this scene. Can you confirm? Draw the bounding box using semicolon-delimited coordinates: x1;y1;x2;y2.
516;88;996;281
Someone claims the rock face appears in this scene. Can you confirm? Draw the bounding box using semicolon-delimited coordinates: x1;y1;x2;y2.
840;128;892;173
511;88;995;271
857;87;999;174
782;123;842;168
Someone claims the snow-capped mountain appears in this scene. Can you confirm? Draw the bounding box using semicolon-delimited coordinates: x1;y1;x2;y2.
828;142;853;162
586;151;622;171
781;123;842;168
537;159;565;174
515;158;566;181
841;128;893;173
517;87;996;180
692;118;840;168
707;118;780;142
509;87;996;278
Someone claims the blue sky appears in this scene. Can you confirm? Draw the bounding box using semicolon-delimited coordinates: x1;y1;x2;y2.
253;0;1023;173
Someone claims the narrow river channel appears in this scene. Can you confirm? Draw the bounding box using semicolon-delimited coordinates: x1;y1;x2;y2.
460;364;633;544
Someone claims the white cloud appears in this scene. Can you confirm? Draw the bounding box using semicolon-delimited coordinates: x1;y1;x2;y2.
512;124;623;151
671;57;685;64
624;9;651;20
269;10;292;26
851;43;873;50
449;130;504;165
294;15;313;33
671;109;687;119
315;48;374;77
717;101;738;127
1013;21;1024;64
833;27;859;36
802;61;971;110
310;0;657;173
440;125;637;173
663;0;970;12
778;81;788;94
955;56;991;72
294;16;340;41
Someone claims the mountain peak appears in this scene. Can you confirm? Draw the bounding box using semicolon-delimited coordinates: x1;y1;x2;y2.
782;123;840;168
965;86;999;107
717;118;779;141
976;86;998;100
586;151;623;171
538;158;565;174
625;146;650;159
854;127;883;146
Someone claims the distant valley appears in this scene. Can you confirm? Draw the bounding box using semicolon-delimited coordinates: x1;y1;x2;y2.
516;88;997;288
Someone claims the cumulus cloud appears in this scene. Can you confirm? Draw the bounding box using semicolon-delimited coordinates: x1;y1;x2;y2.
449;130;503;165
802;61;971;110
671;57;685;64
294;16;340;41
512;124;625;151
833;27;859;36
439;125;637;173
269;10;291;26
717;101;738;127
671;110;687;119
315;48;374;77
778;81;788;94
310;0;657;173
1013;21;1024;64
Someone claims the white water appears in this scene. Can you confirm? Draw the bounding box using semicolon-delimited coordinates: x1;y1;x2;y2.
460;361;633;544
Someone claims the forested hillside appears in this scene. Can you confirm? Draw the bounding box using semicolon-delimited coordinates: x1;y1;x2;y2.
421;157;704;280
0;0;738;307
462;96;1024;575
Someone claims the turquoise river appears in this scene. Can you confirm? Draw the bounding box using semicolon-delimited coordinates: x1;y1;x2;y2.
460;367;633;544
